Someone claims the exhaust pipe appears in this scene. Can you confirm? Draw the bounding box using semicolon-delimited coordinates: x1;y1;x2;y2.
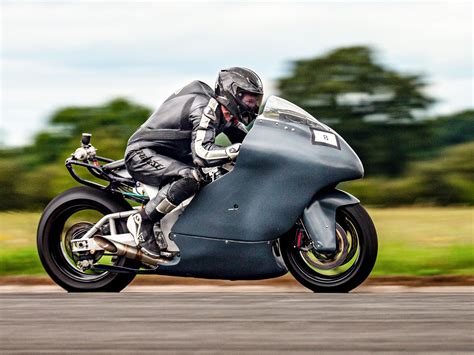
93;236;163;267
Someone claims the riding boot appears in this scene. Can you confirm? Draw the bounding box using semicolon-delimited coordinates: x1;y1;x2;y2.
129;177;200;257
128;209;163;258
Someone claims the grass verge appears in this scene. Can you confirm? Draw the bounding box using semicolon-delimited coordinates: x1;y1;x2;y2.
0;208;472;276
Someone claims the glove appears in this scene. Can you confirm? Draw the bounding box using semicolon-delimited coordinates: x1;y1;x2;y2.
225;143;241;161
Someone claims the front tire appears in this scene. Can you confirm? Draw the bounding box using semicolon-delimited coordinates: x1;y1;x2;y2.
281;204;377;293
37;186;139;292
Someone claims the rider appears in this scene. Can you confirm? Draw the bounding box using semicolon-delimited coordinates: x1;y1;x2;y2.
125;67;264;257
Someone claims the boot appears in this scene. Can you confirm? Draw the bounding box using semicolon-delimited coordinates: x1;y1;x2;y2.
127;209;162;258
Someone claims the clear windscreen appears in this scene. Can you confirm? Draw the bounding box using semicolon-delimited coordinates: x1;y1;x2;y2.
261;96;329;129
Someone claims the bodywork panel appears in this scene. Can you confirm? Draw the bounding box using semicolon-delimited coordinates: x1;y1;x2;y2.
156;234;288;280
302;189;360;252
172;117;363;242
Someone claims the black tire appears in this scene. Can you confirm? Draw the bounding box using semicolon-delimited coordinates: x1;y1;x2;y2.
37;186;139;292
281;204;377;293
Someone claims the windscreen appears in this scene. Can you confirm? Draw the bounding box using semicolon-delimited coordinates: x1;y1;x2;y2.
261;96;329;129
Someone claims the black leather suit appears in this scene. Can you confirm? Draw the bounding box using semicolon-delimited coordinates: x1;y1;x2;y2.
125;80;247;221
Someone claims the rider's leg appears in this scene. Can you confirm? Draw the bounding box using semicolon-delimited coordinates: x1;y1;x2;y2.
125;149;200;257
133;176;200;257
145;176;200;221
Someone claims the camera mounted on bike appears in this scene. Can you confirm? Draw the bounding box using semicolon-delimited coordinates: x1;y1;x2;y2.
73;133;97;161
81;133;92;146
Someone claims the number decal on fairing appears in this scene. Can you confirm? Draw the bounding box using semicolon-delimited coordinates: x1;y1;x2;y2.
310;129;341;150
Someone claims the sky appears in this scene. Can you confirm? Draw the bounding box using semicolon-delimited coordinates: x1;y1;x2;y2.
1;0;473;147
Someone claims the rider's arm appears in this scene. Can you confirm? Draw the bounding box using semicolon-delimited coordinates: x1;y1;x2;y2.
190;98;233;167
223;121;248;144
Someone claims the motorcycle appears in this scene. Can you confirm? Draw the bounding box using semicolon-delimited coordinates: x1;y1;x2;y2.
37;96;378;293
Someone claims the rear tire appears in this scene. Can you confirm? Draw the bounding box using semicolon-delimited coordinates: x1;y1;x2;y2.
37;186;139;292
281;204;377;293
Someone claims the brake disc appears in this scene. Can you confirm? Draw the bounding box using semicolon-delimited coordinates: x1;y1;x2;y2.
300;224;350;270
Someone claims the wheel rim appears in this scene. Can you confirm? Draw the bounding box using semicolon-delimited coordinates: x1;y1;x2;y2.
48;203;124;283
289;209;364;285
60;221;108;276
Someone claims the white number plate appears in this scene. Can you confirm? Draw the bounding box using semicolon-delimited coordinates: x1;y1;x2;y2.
311;129;340;149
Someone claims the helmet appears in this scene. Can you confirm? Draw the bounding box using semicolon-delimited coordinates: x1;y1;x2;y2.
215;67;264;125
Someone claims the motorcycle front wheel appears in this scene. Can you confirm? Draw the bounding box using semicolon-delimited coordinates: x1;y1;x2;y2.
281;204;378;293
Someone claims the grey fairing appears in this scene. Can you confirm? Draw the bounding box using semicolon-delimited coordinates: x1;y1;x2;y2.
171;115;363;244
302;189;360;252
157;235;287;280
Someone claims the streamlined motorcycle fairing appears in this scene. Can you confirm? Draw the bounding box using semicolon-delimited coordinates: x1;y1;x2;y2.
171;115;363;248
155;188;359;280
157;235;287;280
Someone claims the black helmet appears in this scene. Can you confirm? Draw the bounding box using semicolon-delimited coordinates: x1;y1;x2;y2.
215;67;264;125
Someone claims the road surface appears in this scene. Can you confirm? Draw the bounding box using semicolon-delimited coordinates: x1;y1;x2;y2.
1;292;473;353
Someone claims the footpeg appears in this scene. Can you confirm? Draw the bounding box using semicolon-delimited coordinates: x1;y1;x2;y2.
160;250;179;258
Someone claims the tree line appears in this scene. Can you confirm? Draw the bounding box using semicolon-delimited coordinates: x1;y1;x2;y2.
0;46;472;210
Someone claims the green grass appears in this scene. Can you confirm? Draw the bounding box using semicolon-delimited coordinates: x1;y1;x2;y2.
0;212;43;275
368;207;474;276
0;208;473;276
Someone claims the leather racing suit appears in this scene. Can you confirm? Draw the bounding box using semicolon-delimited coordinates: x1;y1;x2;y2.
125;80;247;221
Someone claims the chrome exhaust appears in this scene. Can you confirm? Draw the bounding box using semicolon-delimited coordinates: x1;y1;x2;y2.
93;236;164;267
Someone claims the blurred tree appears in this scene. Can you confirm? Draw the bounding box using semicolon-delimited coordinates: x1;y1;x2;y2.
345;141;474;206
429;110;474;147
412;141;474;205
48;98;152;160
0;99;152;210
277;46;435;176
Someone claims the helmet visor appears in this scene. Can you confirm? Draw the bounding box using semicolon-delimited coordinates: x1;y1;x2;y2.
237;89;263;113
236;90;263;125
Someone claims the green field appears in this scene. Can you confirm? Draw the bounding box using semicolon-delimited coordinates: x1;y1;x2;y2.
0;208;472;276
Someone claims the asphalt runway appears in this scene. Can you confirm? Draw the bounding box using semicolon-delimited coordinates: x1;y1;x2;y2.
1;292;473;354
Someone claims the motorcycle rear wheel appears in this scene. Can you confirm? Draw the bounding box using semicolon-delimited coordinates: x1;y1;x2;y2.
37;186;139;292
281;204;377;293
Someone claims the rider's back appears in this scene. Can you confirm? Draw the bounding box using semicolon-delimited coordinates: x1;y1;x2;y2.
126;80;216;160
